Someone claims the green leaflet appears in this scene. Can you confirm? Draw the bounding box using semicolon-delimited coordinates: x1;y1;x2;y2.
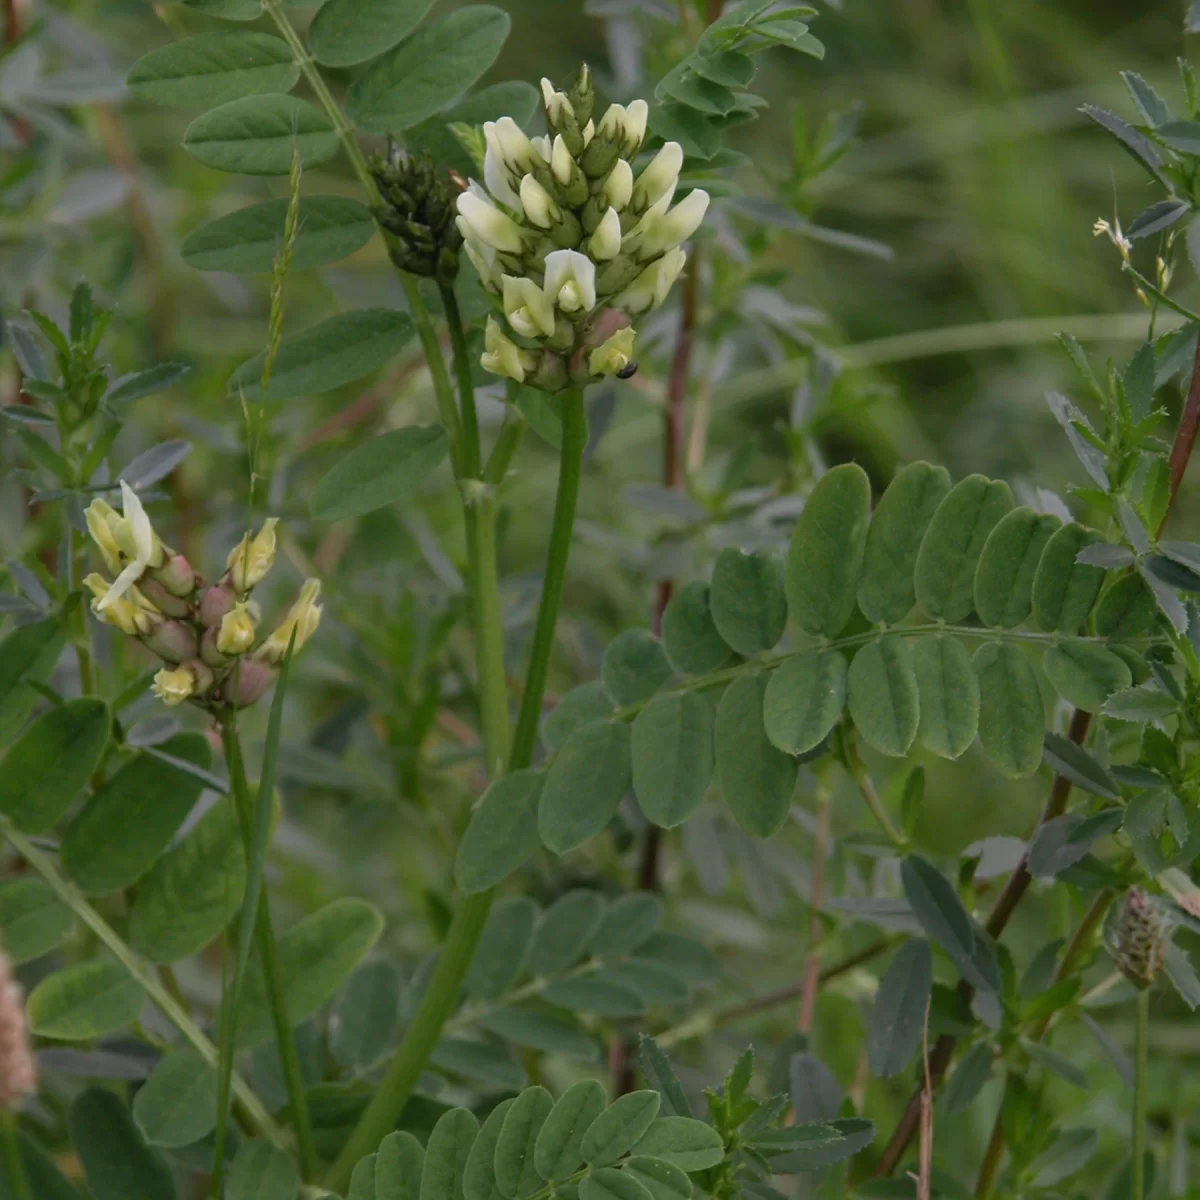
535;1080;607;1180
858;461;951;624
0;616;64;746
227;1140;300;1199
709;547;787;655
911;635;979;759
347;6;511;131
28;961;143;1040
539;720;633;854
581;1091;662;1166
847;636;919;757
377;1131;425;1200
632;691;714;828
61;732;213;896
128;795;246;962
132;1045;218;1148
786;462;871;638
475;1008;598;1061
1093;572;1160;638
183;0;261;17
974;642;1045;778
762;649;847;756
973;507;1061;628
68;1089;175;1200
624;1157;693;1200
309;0;438;67
865;939;932;1078
716;673;797;837
591;892;663;958
541;682;614;754
0;879;72;964
351;1155;379;1200
228;309;415;404
0;697;109;833
540;976;644;1017
661;582;733;675
464;896;537;1001
529;890;605;975
455;770;544;893
312;425;450;521
631;1118;725;1170
495;1085;554;1198
0;1132;78;1200
127;32;298;109
182;196;376;273
464;1098;516;1200
602;630;674;706
580;1169;654;1200
183;94;338;174
1042;640;1132;712
329;961;400;1072
420;1109;480;1200
914;474;1013;621
1031;523;1104;633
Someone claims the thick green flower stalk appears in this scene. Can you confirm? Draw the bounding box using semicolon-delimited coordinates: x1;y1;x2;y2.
455;64;708;390
84;484;321;709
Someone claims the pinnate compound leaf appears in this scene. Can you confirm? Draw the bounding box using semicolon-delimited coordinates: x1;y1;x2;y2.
1032;523;1104;633
421;1108;480;1200
496;1086;554;1198
127;33;298;109
309;0;438;67
581;1091;662;1166
602;631;673;706
0;697;109;833
28;961;143;1040
347;7;511;132
716;673;797;837
632;1118;724;1170
974;507;1060;628
133;1044;218;1148
914;474;1013;622
911;635;978;759
182;196;375;273
973;642;1044;779
661;582;732;675
847;636;919;757
632;691;714;828
535;1079;607;1181
866;939;932;1077
229;309;415;404
786;462;870;637
0;880;72;964
858;461;950;624
228;1140;299;1200
1042;641;1131;712
68;1088;175;1200
710;547;787;655
455;770;543;893
183;94;337;174
762;649;847;757
539;721;632;854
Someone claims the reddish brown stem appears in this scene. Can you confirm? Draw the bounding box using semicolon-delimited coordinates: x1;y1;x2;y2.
1159;327;1200;537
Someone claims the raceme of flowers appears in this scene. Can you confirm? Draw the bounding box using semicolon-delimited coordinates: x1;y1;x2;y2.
455;64;709;391
84;482;321;709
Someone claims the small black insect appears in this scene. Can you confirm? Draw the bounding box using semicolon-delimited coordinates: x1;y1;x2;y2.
616;360;639;380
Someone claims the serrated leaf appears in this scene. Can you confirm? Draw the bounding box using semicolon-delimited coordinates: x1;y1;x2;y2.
631;1118;724;1171
127;33;298;108
632;691;714;828
421;1108;480;1200
1042;733;1119;799
709;547;787;655
582;1092;661;1166
309;0;438;67
866;939;932;1077
858;461;951;624
465;896;537;1000
1103;683;1180;721
1045;391;1111;489
1128;198;1189;240
0;880;72;965
914;474;1013;622
661;582;732;675
28;961;143;1040
1042;641;1131;712
530;890;604;976
1081;104;1166;184
347;7;511;131
911;635;978;759
602;631;673;707
716;673;797;838
1123;70;1170;126
974;642;1044;779
182;196;375;273
0;697;109;833
69;1089;175;1200
765;1118;874;1171
847;636;919;757
637;1036;691;1118
539;721;632;854
133;1045;218;1147
496;1086;554;1198
762;648;846;758
455;770;544;893
534;1079;607;1181
974;507;1060;628
229;309;415;404
183;94;337;174
786;463;870;637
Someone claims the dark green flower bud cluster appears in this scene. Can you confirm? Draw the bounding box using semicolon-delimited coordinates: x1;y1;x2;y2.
371;143;464;282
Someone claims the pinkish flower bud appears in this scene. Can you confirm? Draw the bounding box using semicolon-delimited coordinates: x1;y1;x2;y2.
200;626;229;669
141;619;199;664
229;658;276;708
149;553;198;599
198;583;236;629
0;953;36;1110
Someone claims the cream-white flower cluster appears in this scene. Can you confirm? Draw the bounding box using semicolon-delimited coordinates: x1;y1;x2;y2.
454;65;709;391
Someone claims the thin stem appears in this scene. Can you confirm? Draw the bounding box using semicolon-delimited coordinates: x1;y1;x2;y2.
406;275;463;470
845;747;906;850
442;286;480;478
0;1114;30;1200
1134;987;1150;1200
0;815;284;1145
509;386;588;770
973;1093;1007;1199
1160;324;1200;535
220;726;317;1182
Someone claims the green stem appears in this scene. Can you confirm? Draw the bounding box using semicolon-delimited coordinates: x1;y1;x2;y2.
405;275;463;470
484;411;527;486
510;386;587;770
0;814;283;1145
843;741;906;849
441;285;480;478
220;726;318;1182
1134;986;1150;1200
327;386;589;1191
0;1114;30;1200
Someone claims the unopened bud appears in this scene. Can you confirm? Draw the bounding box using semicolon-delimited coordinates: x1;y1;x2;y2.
198;583;236;628
589;207;622;261
217;602;257;656
567;63;594;126
142;619;199;664
256;579;322;665
149;553;197;599
226;518;278;594
520;174;559;229
1109;888;1167;990
230;657;276;708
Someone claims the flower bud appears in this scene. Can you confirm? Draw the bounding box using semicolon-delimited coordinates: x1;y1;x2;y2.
567;63;594;127
614;247;687;315
0;953;35;1111
632;142;684;214
629;189;710;260
541;77;575;128
198;582;236;628
142;618;199;664
84;573;158;637
229;658;276;708
588;326;636;378
455;191;525;254
481;317;535;383
226;518;278;595
544;249;597;313
519;174;559;229
1109;888;1167;990
589;207;622;261
149;553;197;599
200;625;229;669
502;276;556;339
372;146;464;282
550;135;574;188
152;664;198;707
256;579;323;665
85;500;123;573
217;602;257;656
137;577;192;618
484;117;540;209
604;159;634;210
